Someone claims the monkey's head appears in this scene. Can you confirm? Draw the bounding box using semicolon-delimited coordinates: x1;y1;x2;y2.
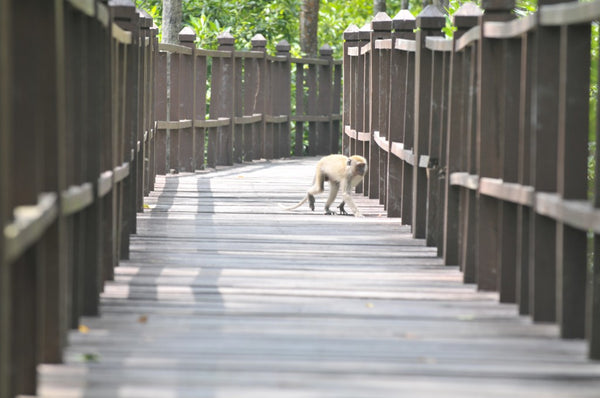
347;155;368;176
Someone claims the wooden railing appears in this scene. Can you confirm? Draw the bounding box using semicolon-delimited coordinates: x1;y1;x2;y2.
0;1;343;396
155;30;342;173
344;0;600;359
0;1;157;397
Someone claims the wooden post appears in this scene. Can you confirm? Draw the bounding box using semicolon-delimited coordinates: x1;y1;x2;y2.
426;44;444;250
357;23;371;195
374;13;392;206
277;40;292;158
115;1;137;261
194;46;207;170
368;12;392;200
155;50;168;174
178;27;196;171
0;0;10;395
387;10;415;218
250;34;267;160
516;29;533;315
213;32;235;165
593;26;600;357
475;0;514;291
306;59;318;156
412;5;444;239
556;22;590;339
529;0;561;322
318;44;334;155
343;25;359;156
443;3;481;266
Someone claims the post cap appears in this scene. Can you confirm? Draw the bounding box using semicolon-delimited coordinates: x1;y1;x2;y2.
179;26;196;43
416;5;446;30
482;0;516;11
138;9;153;28
217;31;235;47
371;11;393;31
393;9;416;31
359;22;372;40
251;33;267;48
343;24;360;41
276;39;291;53
319;44;334;57
453;2;483;28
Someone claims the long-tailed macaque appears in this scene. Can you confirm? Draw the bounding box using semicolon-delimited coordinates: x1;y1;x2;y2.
280;154;368;217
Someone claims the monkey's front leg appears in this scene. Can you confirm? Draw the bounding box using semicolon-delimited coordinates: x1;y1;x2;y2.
324;183;340;215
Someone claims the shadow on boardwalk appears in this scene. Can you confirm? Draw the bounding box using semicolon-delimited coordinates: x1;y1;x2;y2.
38;158;600;397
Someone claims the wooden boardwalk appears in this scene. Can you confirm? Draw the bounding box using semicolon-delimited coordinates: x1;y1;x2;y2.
37;158;600;397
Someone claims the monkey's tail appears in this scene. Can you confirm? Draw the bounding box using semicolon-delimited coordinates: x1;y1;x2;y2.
278;195;309;211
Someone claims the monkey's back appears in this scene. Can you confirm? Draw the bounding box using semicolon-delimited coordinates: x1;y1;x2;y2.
316;154;348;183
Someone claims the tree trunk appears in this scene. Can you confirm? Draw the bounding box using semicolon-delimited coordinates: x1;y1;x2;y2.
300;0;319;57
374;0;386;14
162;0;182;44
401;0;409;9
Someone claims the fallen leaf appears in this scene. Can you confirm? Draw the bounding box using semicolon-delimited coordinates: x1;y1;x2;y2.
143;203;150;209
138;315;148;324
366;302;374;308
82;353;99;362
457;314;475;321
78;324;90;334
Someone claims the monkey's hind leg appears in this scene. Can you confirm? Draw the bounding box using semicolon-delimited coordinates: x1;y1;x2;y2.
324;183;340;215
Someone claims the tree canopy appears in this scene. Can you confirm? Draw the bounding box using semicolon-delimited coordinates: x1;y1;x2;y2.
137;0;540;57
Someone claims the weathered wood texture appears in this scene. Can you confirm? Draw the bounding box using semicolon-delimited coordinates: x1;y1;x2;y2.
344;1;600;359
37;158;600;398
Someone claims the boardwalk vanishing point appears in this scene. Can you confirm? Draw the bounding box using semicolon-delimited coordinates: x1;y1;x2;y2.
37;158;600;398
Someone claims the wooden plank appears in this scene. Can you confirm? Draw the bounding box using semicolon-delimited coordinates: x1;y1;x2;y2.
36;158;600;398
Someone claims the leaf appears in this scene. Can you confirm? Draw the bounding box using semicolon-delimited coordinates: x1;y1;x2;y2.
78;324;90;334
82;353;99;362
138;315;148;324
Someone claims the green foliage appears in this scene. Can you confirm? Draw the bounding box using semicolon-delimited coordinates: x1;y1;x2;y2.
136;0;430;58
